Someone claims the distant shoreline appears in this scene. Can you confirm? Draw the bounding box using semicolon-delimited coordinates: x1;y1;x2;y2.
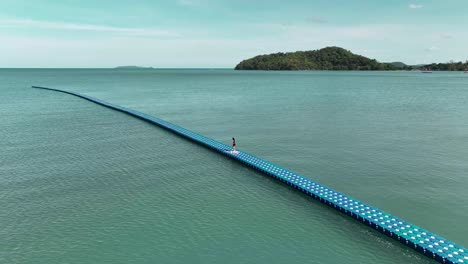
235;46;468;71
114;66;155;70
0;67;466;72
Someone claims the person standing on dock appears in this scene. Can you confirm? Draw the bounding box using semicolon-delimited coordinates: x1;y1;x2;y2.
232;137;236;151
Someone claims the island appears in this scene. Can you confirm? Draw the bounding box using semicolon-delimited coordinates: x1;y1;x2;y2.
234;47;467;71
422;61;468;71
234;47;399;71
114;66;155;70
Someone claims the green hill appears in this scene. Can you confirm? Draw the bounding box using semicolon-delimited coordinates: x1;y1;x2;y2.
420;61;468;71
234;47;399;71
387;62;407;69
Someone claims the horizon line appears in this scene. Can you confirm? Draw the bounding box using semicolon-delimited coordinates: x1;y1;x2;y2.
0;67;235;69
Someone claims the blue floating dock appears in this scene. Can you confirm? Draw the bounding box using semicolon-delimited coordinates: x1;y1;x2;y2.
32;86;467;264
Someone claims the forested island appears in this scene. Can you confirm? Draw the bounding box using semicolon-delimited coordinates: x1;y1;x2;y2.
234;47;468;71
114;66;155;70
235;47;398;71
422;61;468;71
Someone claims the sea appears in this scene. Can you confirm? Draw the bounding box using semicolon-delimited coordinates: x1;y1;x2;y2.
1;69;467;264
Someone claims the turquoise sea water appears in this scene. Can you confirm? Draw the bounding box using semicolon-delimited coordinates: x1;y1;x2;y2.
1;69;467;264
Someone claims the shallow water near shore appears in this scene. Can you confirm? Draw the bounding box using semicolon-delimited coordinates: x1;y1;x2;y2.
1;69;467;264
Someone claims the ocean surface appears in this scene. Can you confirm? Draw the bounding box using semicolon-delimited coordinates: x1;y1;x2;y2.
1;69;467;264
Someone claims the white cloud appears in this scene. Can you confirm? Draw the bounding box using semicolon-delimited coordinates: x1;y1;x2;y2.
271;23;403;40
426;46;440;51
440;33;454;39
2;19;467;67
0;35;249;68
409;4;423;9
0;18;179;37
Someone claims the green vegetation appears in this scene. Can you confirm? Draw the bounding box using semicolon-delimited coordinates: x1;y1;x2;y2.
387;62;407;69
235;47;400;71
420;61;468;71
235;47;468;71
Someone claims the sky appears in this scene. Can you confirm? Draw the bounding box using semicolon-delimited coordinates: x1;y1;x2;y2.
0;0;467;68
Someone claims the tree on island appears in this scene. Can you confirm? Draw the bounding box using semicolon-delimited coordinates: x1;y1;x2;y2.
422;60;468;71
234;47;400;71
234;47;467;71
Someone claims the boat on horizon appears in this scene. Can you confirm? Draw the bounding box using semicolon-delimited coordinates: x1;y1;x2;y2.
421;69;433;73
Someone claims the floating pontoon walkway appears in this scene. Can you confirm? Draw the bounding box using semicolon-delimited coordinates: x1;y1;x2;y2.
32;86;467;264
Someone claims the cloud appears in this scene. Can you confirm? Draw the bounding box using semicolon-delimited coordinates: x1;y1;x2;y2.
0;34;253;68
409;4;423;9
426;46;440;51
0;18;179;37
440;33;453;39
3;18;467;67
306;16;328;24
